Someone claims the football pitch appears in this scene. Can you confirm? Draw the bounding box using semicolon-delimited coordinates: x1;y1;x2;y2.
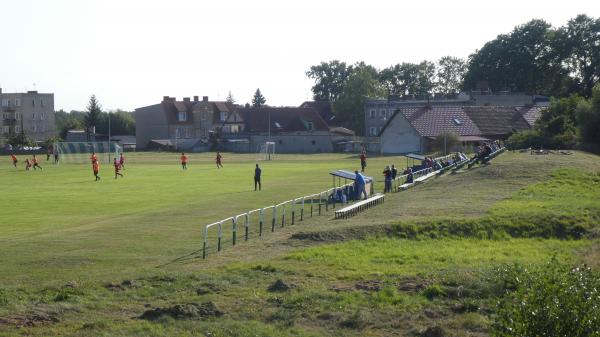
0;152;404;287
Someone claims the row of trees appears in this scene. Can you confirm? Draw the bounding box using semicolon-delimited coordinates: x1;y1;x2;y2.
464;15;600;98
306;14;599;136
306;58;466;133
55;95;135;140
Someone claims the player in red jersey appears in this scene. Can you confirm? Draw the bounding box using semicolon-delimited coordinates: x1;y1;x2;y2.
10;154;18;168
119;153;125;170
90;152;98;164
216;152;223;168
113;158;123;179
32;155;42;170
25;158;32;170
180;153;188;170
92;159;101;181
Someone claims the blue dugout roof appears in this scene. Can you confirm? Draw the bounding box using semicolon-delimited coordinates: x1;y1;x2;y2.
329;170;373;183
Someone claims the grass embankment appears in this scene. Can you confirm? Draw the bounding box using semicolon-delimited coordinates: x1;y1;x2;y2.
0;151;599;336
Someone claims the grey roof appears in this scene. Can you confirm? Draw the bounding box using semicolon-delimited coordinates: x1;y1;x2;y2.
463;106;530;136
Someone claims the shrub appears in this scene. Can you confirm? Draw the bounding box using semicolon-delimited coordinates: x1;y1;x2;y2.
422;285;446;300
493;259;600;337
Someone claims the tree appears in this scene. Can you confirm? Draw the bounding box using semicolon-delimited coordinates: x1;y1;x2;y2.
379;61;436;96
55;109;85;139
555;15;600;97
95;110;136;136
333;67;386;135
226;91;236;104
84;95;102;141
432;131;460;154
252;89;266;108
463;19;565;95
576;83;600;143
435;56;467;95
306;60;352;101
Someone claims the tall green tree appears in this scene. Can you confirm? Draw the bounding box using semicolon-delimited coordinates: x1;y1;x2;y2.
379;61;436;96
306;60;352;101
435;56;467;95
576;83;600;143
226;91;236;104
463;19;565;95
84;95;102;140
252;88;266;108
555;15;600;97
333;67;385;135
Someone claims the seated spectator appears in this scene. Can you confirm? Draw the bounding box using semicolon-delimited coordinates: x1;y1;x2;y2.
405;168;414;184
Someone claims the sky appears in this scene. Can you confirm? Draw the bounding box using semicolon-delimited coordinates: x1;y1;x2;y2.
1;0;599;112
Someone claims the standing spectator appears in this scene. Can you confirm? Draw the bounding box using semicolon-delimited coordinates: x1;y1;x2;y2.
360;151;367;172
254;164;262;191
354;170;368;200
383;165;392;193
180;153;188;170
391;164;398;180
216;152;223;168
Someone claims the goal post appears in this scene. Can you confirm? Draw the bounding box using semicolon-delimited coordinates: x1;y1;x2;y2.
257;141;275;160
54;141;122;164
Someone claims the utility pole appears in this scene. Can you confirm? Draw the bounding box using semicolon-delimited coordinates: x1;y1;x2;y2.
108;112;111;163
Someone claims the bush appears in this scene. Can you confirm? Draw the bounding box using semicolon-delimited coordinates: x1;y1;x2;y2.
422;285;446;300
493;259;600;337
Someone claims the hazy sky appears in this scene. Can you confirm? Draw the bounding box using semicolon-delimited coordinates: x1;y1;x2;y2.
1;0;598;111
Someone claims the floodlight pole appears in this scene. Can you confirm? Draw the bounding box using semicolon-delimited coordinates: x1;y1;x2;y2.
267;106;271;160
108;112;111;162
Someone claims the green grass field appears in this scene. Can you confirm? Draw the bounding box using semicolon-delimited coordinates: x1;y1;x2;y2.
1;150;599;336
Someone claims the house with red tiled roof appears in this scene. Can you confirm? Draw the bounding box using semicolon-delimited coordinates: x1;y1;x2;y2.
379;106;486;154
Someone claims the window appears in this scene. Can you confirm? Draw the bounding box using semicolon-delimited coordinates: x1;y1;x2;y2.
453;118;462;125
175;128;182;138
185;127;192;138
15;126;21;133
307;121;314;131
2;126;9;134
278;139;283;145
369;109;376;118
33;125;38;132
379;109;386;117
31;99;35;107
220;111;227;122
40;99;44;107
15;112;21;120
41;113;46;120
178;111;186;121
32;113;36;120
2;113;8;119
15;99;21;107
311;140;316;145
1;99;9;107
369;127;377;136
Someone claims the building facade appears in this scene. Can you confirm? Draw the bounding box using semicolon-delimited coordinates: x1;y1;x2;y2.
364;92;548;136
0;89;56;143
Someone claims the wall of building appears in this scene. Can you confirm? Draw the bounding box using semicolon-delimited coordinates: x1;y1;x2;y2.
380;114;423;154
244;132;334;153
1;92;56;142
134;104;168;150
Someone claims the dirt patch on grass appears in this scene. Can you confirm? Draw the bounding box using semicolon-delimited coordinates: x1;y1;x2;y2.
355;279;382;291
0;312;60;328
290;225;391;242
267;279;292;292
139;302;223;321
396;276;430;292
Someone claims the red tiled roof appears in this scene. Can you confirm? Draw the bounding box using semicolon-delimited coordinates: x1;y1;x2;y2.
386;106;482;137
300;101;339;126
238;107;329;133
517;105;545;127
463;106;530;136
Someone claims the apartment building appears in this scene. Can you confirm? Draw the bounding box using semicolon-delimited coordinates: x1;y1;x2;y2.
0;89;56;143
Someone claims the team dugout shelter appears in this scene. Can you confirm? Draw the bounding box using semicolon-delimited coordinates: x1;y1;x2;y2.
329;170;374;201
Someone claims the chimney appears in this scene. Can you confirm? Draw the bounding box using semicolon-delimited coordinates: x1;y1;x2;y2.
203;96;209;102
193;96;199;102
183;97;190;102
162;96;170;101
0;87;2;94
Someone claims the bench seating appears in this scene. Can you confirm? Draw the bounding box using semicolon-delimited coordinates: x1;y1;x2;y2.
334;193;385;219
